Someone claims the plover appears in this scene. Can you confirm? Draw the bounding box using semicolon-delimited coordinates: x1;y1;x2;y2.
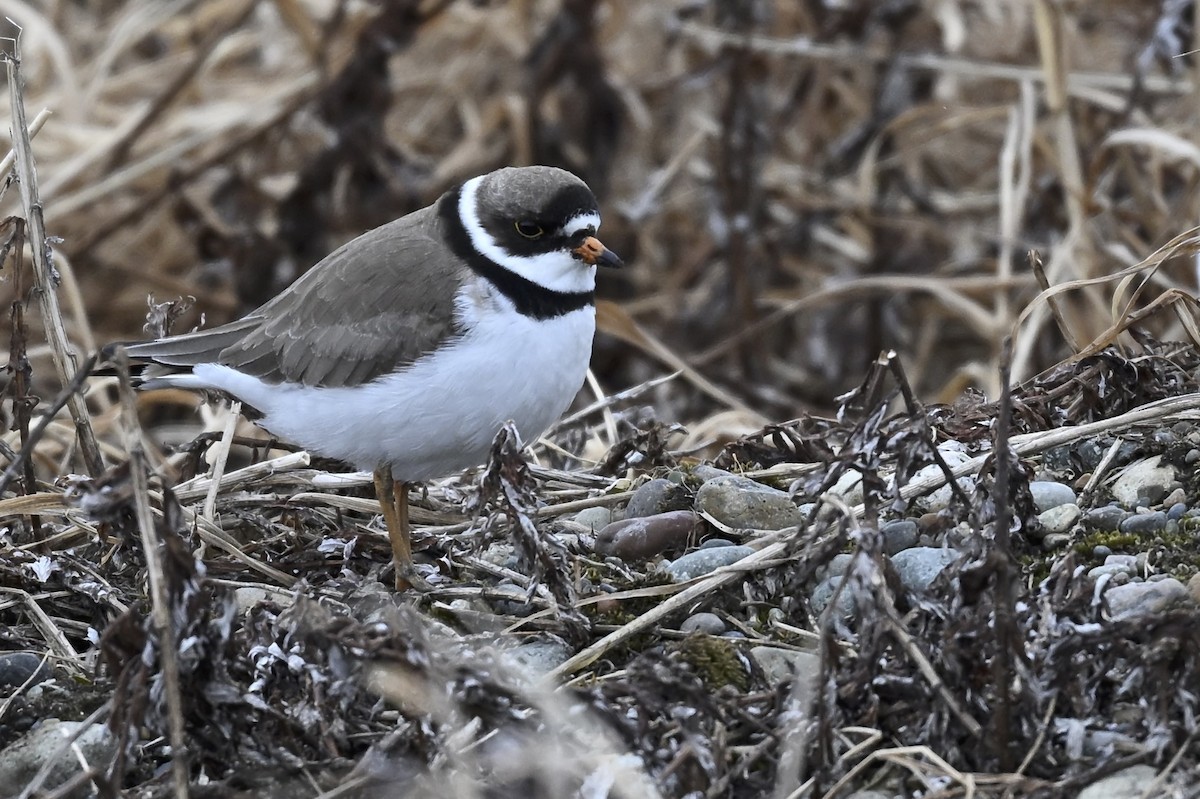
123;166;621;589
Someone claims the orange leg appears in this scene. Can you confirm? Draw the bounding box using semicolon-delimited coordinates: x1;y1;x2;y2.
373;468;428;591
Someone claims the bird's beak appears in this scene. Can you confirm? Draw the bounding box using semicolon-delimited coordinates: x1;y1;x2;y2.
574;236;623;268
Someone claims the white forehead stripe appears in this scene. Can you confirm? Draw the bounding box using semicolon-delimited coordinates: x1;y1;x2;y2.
561;211;601;236
458;175;597;296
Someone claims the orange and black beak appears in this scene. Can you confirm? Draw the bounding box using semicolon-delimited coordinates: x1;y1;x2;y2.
573;236;623;268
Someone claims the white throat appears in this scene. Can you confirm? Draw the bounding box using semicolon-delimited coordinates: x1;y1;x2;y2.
458;176;598;294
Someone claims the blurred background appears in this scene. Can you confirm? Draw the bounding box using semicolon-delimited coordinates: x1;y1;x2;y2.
2;0;1199;430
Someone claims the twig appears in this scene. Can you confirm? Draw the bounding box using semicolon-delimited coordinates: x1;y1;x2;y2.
3;43;104;476
203;401;242;521
113;350;190;799
0;106;50;177
0;353;97;497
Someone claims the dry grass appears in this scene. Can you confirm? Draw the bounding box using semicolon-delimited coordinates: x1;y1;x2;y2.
6;1;1200;797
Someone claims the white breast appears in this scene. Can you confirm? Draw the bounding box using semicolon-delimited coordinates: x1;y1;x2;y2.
183;281;596;481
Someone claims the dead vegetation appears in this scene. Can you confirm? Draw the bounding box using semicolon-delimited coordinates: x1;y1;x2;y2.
5;0;1200;797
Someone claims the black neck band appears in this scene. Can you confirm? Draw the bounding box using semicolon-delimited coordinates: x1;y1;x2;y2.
438;188;594;320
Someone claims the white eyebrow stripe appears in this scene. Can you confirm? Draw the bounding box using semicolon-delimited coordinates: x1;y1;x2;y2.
560;211;601;236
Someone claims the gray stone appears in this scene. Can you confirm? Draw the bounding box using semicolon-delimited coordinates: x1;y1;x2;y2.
1106;578;1194;620
624;478;692;518
691;465;734;482
1111;456;1178;507
818;553;854;580
828;470;865;506
881;520;918;554
1037;503;1081;535
1084;505;1127;530
1118;511;1167;535
1042;533;1070;549
0;719;117;798
1164;487;1188;509
0;652;52;689
573;506;613;532
1088;563;1134;580
681;612;726;635
1104;554;1137;569
595;511;698;560
666;545;755;581
505;637;573;680
1030;481;1077;512
749;646;820;689
699;538;737;549
891;547;960;592
810;575;854;620
1078;765;1159;799
695;475;804;530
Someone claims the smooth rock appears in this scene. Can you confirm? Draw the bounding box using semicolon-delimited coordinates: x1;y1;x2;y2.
1110;456;1178;507
695;475;804;530
505;637;573;680
666;545;754;581
1167;502;1189;521
749;646;820;690
1078;765;1159;799
810;575;854;620
1037;503;1081;535
1042;533;1070;549
881;519;918;554
1188;573;1200;605
891;547;960;592
573;506;613;532
699;538;737;549
624;478;692;519
681;612;726;635
1164;487;1188;509
1083;505;1127;531
0;652;52;689
913;448;975;512
1118;511;1167;535
828;470;865;506
818;553;854;580
1088;563;1134;580
595;511;698;560
1106;578;1194;620
1030;481;1077;512
691;465;734;482
0;719;117;797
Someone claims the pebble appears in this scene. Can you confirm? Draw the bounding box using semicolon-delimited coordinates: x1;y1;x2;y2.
891;547;961;592
1037;503;1081;535
1092;545;1112;558
881;519;918;554
1087;563;1134;580
691;465;734;482
695;475;804;530
624;478;692;519
1188;449;1200;465
1118;511;1167;535
681;612;726;635
819;553;854;580
1083;505;1127;531
0;652;52;689
573;506;613;531
749;646;820;690
0;719;118;797
1105;578;1194;620
1078;765;1159;799
913;450;975;512
699;538;737;549
666;545;755;581
1167;502;1188;521
810;575;854;619
1029;481;1077;512
505;637;573;681
1042;533;1070;549
1163;487;1188;509
1188;573;1200;604
594;511;698;560
1110;456;1178;507
828;470;865;506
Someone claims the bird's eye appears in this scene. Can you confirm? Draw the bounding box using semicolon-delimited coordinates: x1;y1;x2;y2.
515;221;544;239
